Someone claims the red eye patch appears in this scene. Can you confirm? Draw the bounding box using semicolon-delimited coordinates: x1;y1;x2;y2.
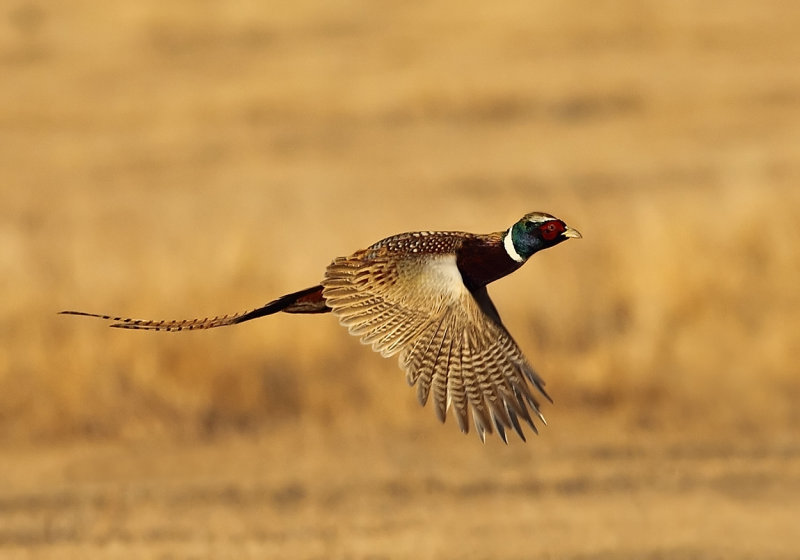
539;220;566;241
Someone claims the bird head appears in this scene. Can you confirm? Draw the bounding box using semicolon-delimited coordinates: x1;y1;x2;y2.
504;212;582;262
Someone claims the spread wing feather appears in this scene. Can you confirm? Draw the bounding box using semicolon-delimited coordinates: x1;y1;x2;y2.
322;244;547;442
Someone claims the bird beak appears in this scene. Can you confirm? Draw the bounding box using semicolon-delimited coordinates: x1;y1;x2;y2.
562;226;582;239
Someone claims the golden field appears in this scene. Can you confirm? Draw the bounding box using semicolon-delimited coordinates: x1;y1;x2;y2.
1;1;799;557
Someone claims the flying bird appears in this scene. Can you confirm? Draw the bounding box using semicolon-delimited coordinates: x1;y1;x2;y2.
62;212;581;442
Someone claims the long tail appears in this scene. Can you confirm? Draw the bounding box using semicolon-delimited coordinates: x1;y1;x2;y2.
60;285;329;332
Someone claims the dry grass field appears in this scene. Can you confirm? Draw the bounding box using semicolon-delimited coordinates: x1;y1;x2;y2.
2;1;800;558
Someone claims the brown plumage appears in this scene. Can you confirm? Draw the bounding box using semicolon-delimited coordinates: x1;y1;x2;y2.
62;212;581;442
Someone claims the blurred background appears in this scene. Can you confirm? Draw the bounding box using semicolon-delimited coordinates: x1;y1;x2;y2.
1;1;799;557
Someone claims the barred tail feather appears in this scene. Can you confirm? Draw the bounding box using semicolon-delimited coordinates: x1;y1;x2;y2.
58;309;252;331
60;285;328;332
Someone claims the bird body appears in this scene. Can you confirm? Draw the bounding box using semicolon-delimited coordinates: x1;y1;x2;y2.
62;212;581;442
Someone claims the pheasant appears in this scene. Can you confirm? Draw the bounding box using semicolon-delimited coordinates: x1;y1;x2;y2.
62;212;581;442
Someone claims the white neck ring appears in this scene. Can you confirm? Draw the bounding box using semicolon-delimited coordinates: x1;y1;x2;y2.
503;227;525;263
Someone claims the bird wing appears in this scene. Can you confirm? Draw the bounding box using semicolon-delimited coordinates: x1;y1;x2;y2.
321;246;548;442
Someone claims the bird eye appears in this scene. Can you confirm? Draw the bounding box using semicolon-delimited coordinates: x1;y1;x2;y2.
539;221;564;241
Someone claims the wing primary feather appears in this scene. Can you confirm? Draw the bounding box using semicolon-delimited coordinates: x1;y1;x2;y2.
505;405;527;441
472;408;488;443
413;315;449;406
523;365;553;403
432;330;454;424
449;336;469;434
493;414;509;444
460;334;493;438
512;385;539;434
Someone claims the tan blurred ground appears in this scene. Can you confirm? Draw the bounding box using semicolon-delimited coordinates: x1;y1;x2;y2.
1;1;799;558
